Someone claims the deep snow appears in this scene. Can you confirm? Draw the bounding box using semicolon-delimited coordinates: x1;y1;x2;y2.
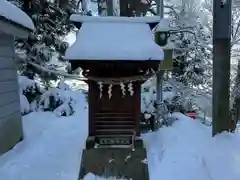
0;91;240;180
0;91;88;180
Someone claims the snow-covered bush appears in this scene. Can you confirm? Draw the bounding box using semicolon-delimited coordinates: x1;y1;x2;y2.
141;78;174;128
57;80;71;91
18;75;78;116
39;87;75;116
18;76;43;115
141;77;197;127
141;81;156;121
18;75;43;104
20;93;30;115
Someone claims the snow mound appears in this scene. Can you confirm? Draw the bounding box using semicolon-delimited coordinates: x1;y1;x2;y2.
204;132;240;180
143;112;240;180
0;91;88;180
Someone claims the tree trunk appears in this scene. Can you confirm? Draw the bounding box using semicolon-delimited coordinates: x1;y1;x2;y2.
233;98;240;130
112;0;120;16
79;0;89;14
232;60;240;131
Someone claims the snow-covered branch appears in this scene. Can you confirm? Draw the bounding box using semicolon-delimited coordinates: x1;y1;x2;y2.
25;59;157;84
27;61;86;80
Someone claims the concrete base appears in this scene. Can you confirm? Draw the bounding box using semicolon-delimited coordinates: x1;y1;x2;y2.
79;139;149;180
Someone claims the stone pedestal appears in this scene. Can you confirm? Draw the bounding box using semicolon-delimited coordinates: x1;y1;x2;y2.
78;138;149;180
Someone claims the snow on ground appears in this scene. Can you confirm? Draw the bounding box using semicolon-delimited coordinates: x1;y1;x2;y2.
143;113;240;180
143;113;211;180
1;90;240;180
0;91;88;180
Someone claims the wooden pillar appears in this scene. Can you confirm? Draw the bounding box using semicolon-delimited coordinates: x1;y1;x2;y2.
120;0;131;16
106;0;113;16
212;0;232;136
88;81;96;136
134;82;141;136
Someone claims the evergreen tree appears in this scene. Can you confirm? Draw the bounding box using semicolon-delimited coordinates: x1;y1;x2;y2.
147;0;210;86
9;0;79;85
171;25;210;86
166;2;210;86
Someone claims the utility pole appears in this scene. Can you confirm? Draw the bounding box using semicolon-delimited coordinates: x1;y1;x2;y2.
155;0;164;130
212;0;232;136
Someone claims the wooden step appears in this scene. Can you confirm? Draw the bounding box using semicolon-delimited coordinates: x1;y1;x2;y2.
96;112;134;118
95;129;134;135
95;119;133;122
96;112;133;115
95;118;133;121
96;129;134;132
95;121;134;125
95;124;134;130
95;124;134;127
95;116;133;119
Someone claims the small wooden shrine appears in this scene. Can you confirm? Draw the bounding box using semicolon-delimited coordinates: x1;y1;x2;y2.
65;15;164;180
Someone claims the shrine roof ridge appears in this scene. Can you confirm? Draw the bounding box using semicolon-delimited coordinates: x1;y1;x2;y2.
70;15;161;24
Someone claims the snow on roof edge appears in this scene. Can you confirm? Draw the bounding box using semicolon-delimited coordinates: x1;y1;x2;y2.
65;22;164;61
155;18;174;32
70;15;161;24
0;0;34;31
64;56;164;61
0;15;32;33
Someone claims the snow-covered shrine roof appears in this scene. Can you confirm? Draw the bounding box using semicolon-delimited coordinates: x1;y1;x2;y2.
0;0;34;31
65;16;164;61
70;15;161;29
